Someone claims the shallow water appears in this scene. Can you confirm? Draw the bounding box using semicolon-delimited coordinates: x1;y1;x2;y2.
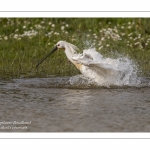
0;77;150;132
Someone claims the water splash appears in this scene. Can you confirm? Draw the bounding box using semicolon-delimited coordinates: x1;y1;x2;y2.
72;48;141;87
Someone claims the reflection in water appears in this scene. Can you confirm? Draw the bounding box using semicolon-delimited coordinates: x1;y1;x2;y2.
0;77;150;132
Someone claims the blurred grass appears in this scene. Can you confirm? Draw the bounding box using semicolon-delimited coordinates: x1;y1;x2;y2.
0;18;150;79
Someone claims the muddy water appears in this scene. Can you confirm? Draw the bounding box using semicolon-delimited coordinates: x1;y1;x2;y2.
0;77;150;132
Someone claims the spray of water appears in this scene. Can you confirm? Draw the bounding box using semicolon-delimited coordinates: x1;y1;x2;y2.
70;48;141;87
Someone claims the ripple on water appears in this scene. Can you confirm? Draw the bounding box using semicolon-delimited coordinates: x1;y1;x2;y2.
11;75;150;89
0;77;150;132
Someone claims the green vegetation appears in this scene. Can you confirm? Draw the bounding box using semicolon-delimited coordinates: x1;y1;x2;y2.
0;18;150;79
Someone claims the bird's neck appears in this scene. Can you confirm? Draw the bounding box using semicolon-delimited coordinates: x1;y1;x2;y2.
64;45;76;62
64;45;82;71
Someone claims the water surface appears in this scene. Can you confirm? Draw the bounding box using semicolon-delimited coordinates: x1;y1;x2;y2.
0;77;150;132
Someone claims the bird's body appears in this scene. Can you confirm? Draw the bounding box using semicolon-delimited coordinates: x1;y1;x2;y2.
37;41;136;86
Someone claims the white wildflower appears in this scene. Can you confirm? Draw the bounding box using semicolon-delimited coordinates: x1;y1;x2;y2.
48;31;53;35
128;33;132;36
98;46;103;50
35;24;42;29
61;26;65;30
147;38;150;41
134;42;139;45
106;35;110;39
103;29;106;32
14;34;18;39
15;29;19;32
121;33;125;36
108;28;112;32
51;24;55;27
65;24;69;27
94;35;98;39
22;30;38;37
54;32;59;35
4;36;8;40
138;34;141;39
101;37;105;41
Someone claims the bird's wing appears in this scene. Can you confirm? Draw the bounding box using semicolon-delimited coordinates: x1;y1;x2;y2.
72;52;95;65
88;62;120;72
72;54;119;71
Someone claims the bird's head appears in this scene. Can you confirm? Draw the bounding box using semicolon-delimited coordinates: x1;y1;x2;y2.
36;41;78;68
55;41;66;50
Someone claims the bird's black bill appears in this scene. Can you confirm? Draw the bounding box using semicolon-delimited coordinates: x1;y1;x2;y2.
36;46;58;68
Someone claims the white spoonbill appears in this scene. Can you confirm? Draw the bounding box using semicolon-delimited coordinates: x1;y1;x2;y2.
36;41;133;86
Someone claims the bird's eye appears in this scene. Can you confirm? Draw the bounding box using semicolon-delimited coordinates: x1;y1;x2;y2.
57;44;60;46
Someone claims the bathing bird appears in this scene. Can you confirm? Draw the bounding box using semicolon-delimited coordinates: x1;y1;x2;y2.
36;41;128;85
